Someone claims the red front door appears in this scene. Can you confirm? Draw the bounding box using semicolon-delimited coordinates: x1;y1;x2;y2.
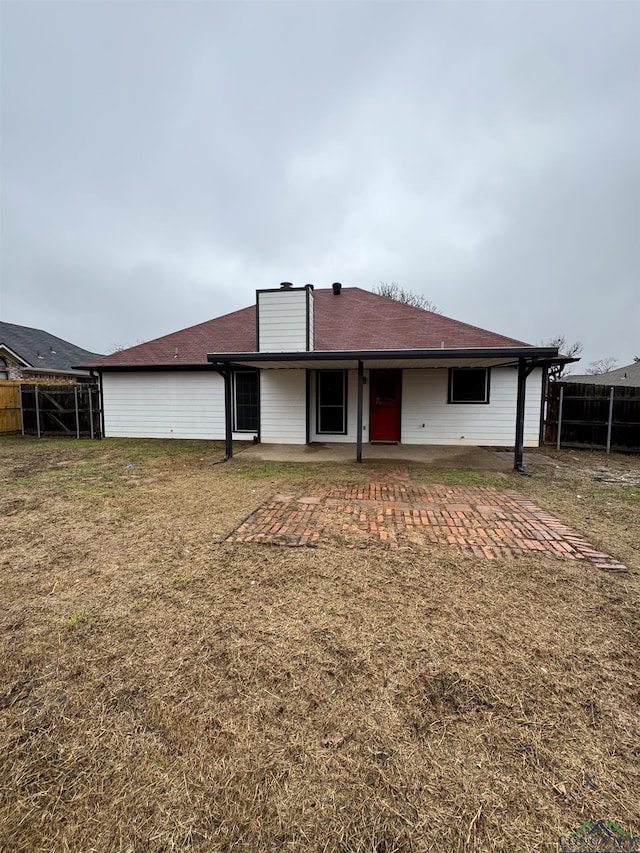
369;370;401;442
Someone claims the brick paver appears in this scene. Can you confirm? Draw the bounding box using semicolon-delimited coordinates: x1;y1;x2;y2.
226;467;627;571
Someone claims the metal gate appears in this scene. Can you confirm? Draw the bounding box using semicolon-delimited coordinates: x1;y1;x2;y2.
20;383;102;438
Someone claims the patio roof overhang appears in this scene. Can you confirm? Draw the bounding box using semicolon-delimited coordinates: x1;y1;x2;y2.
206;346;561;371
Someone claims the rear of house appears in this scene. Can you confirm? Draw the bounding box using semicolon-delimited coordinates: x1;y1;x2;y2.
85;284;561;464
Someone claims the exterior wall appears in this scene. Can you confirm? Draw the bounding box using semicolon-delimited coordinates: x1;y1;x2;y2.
101;365;543;447
102;371;247;441
257;289;311;352
401;367;542;446
260;369;307;444
309;368;370;443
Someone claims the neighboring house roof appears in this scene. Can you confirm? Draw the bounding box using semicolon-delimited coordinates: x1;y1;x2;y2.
0;321;102;375
567;362;640;387
84;287;538;369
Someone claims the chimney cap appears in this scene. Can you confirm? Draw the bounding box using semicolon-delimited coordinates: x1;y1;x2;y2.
280;281;294;289
332;282;342;295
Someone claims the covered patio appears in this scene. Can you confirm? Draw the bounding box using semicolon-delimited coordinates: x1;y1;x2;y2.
209;347;562;472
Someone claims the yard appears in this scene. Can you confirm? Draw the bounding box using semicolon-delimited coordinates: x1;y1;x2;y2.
1;438;638;852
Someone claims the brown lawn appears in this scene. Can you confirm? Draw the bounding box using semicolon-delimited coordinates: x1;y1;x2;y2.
1;437;638;852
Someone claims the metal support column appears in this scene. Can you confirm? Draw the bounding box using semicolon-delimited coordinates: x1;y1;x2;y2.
356;360;364;463
514;358;527;473
223;367;233;460
305;370;311;445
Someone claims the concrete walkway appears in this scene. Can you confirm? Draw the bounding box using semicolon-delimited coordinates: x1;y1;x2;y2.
234;441;521;471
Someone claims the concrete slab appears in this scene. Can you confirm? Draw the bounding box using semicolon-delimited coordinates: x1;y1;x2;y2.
234;442;520;471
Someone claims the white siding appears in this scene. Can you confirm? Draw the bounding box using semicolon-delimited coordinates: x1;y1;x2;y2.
260;370;307;443
102;365;543;448
310;369;370;443
102;371;248;441
401;367;543;446
257;290;309;352
308;288;314;350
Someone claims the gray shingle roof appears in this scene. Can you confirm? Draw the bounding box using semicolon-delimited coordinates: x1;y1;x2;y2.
567;362;640;387
0;321;102;374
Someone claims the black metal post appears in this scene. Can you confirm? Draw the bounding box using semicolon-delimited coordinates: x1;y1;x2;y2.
305;369;311;445
356;360;364;463
224;367;233;460
514;358;527;473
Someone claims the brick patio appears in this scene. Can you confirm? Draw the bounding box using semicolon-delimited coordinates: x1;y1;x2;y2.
226;467;627;571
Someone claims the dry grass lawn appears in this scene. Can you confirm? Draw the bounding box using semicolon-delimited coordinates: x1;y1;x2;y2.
1;437;638;852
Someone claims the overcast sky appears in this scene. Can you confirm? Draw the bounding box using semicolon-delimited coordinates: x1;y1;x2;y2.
1;0;638;368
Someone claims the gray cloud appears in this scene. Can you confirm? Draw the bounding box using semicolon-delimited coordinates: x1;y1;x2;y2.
1;1;638;365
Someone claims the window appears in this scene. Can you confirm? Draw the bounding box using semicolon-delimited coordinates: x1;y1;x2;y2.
448;368;490;403
317;370;347;434
234;370;259;432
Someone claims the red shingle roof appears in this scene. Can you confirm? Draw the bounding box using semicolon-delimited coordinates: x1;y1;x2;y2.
84;288;532;368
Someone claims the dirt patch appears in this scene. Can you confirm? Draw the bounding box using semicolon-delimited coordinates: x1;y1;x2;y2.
1;438;638;852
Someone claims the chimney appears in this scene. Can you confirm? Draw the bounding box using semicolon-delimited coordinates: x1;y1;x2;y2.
257;282;314;352
332;282;342;295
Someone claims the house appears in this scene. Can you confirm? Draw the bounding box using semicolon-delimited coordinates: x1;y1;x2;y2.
83;283;566;470
0;321;102;382
566;361;640;388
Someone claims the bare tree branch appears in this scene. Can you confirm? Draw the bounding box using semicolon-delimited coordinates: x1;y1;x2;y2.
373;282;441;313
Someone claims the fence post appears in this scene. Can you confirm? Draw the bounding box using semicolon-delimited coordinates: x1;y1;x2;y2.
606;386;614;453
35;387;41;438
556;385;564;450
74;385;80;439
88;386;94;439
20;386;25;436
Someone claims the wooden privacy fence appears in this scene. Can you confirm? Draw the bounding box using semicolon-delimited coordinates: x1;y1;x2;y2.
544;381;640;452
0;381;23;434
0;382;102;438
